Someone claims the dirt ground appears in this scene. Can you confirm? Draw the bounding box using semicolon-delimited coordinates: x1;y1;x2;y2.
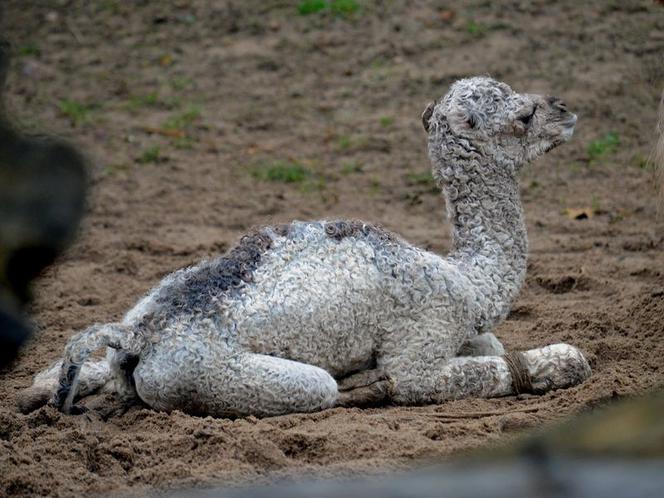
1;1;663;496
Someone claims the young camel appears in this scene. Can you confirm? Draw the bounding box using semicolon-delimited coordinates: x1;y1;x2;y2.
18;77;591;418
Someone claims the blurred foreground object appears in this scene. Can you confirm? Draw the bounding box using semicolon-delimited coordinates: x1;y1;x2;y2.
167;392;664;498
0;40;86;367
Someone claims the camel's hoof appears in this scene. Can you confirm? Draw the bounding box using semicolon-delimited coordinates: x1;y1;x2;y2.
15;386;51;414
522;343;591;394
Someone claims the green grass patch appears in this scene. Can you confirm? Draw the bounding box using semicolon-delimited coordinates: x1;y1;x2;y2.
406;171;435;186
330;0;360;16
172;136;195;150
169;76;193;92
103;163;130;176
341;162;363;174
587;132;619;161
298;0;360;17
337;133;368;151
591;195;602;214
369;176;382;195
631;153;649;170
298;0;327;14
466;20;486;36
137;146;162;164
58;99;92;126
338;134;351;150
162;106;201;130
18;43;40;57
379;116;394;127
406;171;438;193
127;92;160;110
252;161;312;183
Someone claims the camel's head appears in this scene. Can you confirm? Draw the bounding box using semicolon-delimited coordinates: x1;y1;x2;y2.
423;76;577;177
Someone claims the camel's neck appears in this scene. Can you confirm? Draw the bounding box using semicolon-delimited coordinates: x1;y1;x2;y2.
441;159;527;332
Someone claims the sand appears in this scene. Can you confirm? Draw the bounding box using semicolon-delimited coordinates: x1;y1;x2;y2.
1;1;663;496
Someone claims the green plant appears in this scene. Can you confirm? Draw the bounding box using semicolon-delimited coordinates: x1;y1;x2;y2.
103;163;130;176
18;43;40;57
466;20;485;35
138;146;162;164
337;133;368;151
369;177;381;195
587;132;619;161
341;162;363;174
163;106;201;130
330;0;360;16
298;0;327;15
406;171;435;186
253;161;311;183
298;0;359;16
631;153;649;170
172;136;194;150
379;116;394;127
58;99;91;126
338;134;351;151
170;76;193;91
406;170;438;193
128;92;159;110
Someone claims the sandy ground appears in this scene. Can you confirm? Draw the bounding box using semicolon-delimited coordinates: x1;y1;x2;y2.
1;1;663;496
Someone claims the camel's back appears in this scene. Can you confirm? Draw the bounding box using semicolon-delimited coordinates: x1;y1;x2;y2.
124;220;459;376
228;221;396;375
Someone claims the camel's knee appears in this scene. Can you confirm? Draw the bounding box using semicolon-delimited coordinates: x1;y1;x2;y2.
132;356;198;412
16;359;112;414
132;361;172;412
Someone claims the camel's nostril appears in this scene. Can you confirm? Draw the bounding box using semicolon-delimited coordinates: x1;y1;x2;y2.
547;96;568;112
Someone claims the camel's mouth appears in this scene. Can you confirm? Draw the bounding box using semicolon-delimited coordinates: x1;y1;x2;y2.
562;114;577;128
559;114;577;141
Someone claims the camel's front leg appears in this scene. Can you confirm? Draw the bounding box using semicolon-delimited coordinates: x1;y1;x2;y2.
387;343;591;405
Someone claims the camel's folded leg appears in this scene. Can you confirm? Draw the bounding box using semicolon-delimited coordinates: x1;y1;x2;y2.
16;359;111;414
133;347;339;418
388;343;591;405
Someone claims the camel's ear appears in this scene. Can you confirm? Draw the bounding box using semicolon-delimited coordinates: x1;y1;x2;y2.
421;102;435;132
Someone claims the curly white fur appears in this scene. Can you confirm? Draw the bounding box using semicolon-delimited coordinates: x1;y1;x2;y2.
18;77;591;418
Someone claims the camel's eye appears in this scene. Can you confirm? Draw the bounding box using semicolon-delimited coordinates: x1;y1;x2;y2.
517;107;536;126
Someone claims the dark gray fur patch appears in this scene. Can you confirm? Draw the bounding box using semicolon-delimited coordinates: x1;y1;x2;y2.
147;224;291;322
324;220;400;244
